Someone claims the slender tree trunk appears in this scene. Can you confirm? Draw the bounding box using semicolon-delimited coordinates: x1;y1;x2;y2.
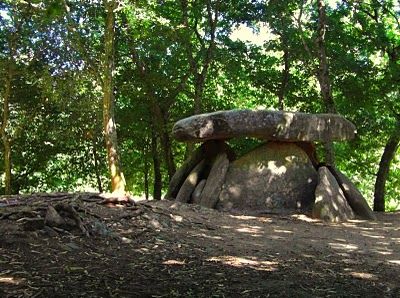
103;0;126;193
160;121;176;180
1;74;12;195
316;0;336;166
148;100;176;181
143;141;150;200
277;41;290;111
316;0;336;114
194;74;205;114
374;118;400;212
151;130;162;200
92;138;103;193
182;0;218;116
1;29;17;195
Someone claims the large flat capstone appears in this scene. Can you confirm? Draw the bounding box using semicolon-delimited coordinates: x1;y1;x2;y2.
172;109;356;142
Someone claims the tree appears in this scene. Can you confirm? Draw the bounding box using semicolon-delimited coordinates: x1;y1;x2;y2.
296;0;337;165
102;0;126;193
0;2;29;194
0;16;17;195
342;0;400;210
374;117;400;211
181;0;220;115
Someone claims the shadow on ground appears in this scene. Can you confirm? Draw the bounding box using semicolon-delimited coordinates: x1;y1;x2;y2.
1;198;399;297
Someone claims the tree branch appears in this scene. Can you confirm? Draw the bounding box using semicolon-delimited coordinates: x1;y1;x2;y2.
62;0;103;86
295;0;314;61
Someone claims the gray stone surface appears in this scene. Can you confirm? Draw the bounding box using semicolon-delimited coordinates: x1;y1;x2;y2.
164;140;234;200
176;160;206;203
172;109;356;142
199;153;230;208
191;179;206;204
164;145;204;200
313;167;355;222
217;142;318;213
329;167;376;220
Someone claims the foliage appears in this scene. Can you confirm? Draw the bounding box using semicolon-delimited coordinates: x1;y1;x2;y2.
0;0;399;210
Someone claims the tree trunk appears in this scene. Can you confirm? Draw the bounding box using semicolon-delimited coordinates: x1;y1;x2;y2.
277;43;289;111
182;0;218;116
194;74;205;115
316;0;336;114
1;27;17;195
2;66;12;195
374;118;400;212
148;100;176;181
102;0;126;193
316;0;337;166
142;138;150;200
92;138;103;193
160;121;176;180
151;131;162;201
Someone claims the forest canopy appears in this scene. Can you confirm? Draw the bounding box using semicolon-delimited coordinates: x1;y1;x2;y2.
0;0;399;211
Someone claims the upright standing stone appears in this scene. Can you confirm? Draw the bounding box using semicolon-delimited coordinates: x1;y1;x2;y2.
313;167;355;222
164;145;204;200
328;167;376;220
176;160;206;203
199;153;229;208
164;140;235;200
191;179;207;204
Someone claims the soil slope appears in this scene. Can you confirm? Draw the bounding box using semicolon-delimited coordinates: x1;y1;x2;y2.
1;194;399;297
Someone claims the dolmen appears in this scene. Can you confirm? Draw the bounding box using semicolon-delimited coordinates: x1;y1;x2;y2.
165;109;375;222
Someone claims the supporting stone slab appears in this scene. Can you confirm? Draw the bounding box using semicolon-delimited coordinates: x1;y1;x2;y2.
176;160;206;203
328;167;376;220
313;167;355;222
199;153;229;209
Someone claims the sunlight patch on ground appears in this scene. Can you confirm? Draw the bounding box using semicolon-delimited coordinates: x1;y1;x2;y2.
290;214;320;222
170;215;183;222
273;229;293;234
329;242;358;251
236;225;263;234
360;233;385;239
348;271;377;280
388;260;400;265
135;247;150;253
229;215;257;220
343;219;368;224
0;276;24;285
162;259;186;266
192;233;223;241
375;241;389;246
370;249;393;256
229;215;274;224
207;256;278;271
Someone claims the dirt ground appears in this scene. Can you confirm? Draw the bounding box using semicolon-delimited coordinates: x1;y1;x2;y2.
1;193;400;297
